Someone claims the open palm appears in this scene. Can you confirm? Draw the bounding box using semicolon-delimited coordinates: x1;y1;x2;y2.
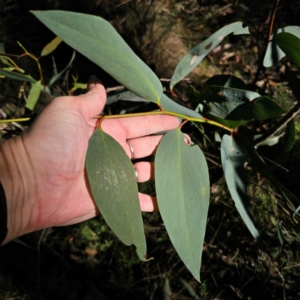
22;79;179;232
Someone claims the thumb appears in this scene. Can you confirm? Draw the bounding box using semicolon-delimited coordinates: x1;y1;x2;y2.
77;75;106;121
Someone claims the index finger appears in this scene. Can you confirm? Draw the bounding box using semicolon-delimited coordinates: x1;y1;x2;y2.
101;114;180;140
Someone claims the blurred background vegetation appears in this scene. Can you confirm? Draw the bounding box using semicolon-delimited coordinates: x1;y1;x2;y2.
1;0;300;299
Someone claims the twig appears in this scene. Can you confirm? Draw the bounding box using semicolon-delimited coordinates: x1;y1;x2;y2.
254;101;300;147
106;85;125;93
205;155;222;167
208;209;227;245
115;0;131;7
252;0;280;88
260;156;289;172
160;77;191;83
284;263;300;270
51;55;58;76
143;0;155;21
248;180;282;199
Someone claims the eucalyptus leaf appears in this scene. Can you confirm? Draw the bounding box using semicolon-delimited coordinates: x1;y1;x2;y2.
276;220;285;245
207;93;284;125
41;36;62;56
206;75;247;90
0;68;36;83
293;205;300;219
86;128;148;261
237;135;294;202
70;82;87;93
204;86;259;120
49;50;76;86
179;278;200;300
275;120;295;164
221;134;259;239
263;26;300;67
252;96;286;121
254;134;283;147
206;113;246;129
170;22;249;90
0;56;19;69
282;119;295;155
274;32;300;67
25;80;42;110
107;90;149;105
155;129;210;281
237;135;278;183
32;10;162;103
12;238;29;247
164;278;172;300
160;93;203;120
238;135;298;219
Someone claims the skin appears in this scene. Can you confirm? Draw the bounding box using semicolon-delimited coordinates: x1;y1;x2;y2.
0;77;180;245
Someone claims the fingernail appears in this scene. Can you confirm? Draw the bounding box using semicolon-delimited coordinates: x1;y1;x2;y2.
183;134;192;146
88;75;97;90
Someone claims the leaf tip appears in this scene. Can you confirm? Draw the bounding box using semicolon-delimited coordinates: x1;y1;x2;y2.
192;271;201;283
136;250;153;262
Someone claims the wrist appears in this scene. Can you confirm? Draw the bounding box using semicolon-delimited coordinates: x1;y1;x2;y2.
0;135;36;244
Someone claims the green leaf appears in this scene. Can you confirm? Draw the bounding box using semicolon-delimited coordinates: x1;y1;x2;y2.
160;93;203;120
276;220;285;245
282;119;295;154
293;206;300;219
179;278;200;300
254;134;283;147
0;56;21;70
25;80;42;110
48;50;76;86
70;82;87;93
0;68;36;83
237;135;298;213
12;238;29;247
32;10;162;104
206;113;246;129
164;278;172;300
252;96;286;121
204;86;259;120
275;120;295;164
274;32;300;67
221;134;259;239
107;90;149;105
206;75;247;90
86;128;148;261
155;129;210;281
237;135;277;182
0;56;11;67
263;26;300;67
41;36;62;56
170;22;249;90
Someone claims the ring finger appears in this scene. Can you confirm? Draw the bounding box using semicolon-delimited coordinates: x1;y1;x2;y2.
134;162;154;182
126;135;163;159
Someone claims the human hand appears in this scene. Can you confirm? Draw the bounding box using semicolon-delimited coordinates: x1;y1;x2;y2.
0;77;179;243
